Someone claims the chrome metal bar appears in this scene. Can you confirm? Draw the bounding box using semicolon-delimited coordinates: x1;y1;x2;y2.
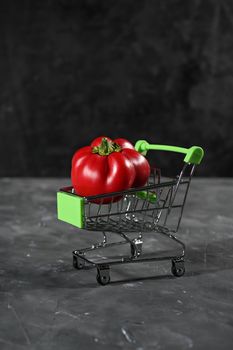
175;164;196;232
156;226;185;257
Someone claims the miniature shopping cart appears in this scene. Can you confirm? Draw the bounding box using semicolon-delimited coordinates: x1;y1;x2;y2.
57;140;204;285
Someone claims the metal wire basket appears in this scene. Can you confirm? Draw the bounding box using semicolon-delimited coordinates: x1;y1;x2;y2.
57;140;204;285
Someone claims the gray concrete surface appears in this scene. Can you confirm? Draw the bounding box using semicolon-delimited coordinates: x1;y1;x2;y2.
0;178;233;350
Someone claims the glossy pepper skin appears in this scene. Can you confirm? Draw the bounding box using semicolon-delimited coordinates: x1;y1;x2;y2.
71;137;150;203
90;137;150;188
113;138;150;188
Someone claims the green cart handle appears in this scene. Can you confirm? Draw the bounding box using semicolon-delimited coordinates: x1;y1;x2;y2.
135;140;204;165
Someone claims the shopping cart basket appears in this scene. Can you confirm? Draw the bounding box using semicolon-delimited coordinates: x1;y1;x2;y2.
57;140;204;285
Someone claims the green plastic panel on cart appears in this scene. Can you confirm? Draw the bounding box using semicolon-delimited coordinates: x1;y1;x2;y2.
57;191;84;228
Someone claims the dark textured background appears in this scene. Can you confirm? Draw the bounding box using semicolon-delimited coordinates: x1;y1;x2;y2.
0;0;232;177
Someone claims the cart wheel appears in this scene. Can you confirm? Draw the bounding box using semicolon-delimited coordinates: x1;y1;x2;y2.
171;260;185;277
96;265;110;286
73;255;78;268
73;254;85;270
96;273;110;285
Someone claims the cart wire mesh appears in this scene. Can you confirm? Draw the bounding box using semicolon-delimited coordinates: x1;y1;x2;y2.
61;164;195;235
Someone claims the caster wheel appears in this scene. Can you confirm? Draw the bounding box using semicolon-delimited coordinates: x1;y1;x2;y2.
96;273;110;286
96;265;110;285
73;255;78;269
171;260;185;277
73;254;85;270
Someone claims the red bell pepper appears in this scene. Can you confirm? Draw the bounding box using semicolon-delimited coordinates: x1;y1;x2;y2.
71;137;150;203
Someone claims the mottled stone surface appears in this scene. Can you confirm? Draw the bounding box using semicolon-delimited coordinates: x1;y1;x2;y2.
0;1;233;176
0;178;233;349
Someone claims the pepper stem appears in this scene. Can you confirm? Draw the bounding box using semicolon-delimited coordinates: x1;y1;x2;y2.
92;138;122;156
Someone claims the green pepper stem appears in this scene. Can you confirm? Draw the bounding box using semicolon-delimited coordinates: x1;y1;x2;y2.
92;138;122;156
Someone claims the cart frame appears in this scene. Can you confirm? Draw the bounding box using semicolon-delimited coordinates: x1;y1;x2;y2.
57;140;204;285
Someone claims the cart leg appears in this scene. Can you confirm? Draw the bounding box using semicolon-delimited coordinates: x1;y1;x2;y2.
96;265;110;285
171;258;185;277
73;251;85;270
131;238;143;258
